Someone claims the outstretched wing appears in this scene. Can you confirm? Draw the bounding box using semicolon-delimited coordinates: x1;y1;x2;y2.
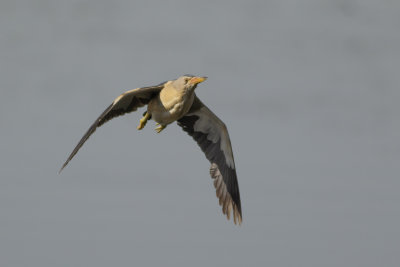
177;96;242;224
59;82;167;173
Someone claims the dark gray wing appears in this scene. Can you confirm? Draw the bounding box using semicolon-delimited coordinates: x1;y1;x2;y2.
177;96;242;224
59;82;167;173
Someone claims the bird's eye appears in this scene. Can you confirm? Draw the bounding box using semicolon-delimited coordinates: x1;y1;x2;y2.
184;78;190;83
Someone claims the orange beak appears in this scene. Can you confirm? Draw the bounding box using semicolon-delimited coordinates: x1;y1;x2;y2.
189;76;207;85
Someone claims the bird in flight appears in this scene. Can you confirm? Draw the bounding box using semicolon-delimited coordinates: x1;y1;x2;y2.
60;75;242;224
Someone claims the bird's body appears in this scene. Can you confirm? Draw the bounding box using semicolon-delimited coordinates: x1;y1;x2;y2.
60;75;242;224
147;80;195;125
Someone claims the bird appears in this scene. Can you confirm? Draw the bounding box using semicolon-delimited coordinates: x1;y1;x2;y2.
59;75;242;224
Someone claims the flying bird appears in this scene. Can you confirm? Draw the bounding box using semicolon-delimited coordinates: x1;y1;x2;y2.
60;75;242;224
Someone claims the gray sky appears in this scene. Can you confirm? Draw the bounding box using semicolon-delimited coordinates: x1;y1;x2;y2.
1;0;400;266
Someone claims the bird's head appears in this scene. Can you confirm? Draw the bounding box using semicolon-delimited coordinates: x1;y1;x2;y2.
173;75;207;92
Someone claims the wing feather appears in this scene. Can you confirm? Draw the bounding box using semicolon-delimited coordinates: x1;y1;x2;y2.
177;96;242;224
59;83;166;172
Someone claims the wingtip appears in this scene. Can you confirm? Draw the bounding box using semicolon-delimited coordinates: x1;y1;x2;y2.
236;216;242;226
231;205;243;226
58;163;67;174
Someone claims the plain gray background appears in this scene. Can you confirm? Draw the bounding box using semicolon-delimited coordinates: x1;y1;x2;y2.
1;0;399;266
